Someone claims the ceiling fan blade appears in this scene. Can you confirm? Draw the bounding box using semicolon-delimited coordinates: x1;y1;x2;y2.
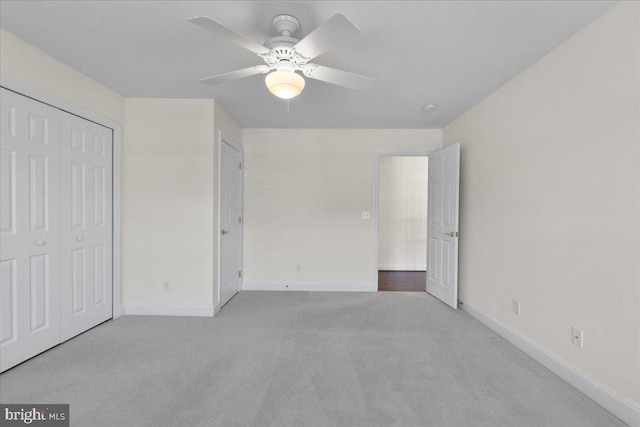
303;64;374;91
188;16;270;55
198;65;269;86
293;13;360;60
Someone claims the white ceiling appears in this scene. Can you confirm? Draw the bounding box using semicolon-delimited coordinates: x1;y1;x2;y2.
0;1;615;128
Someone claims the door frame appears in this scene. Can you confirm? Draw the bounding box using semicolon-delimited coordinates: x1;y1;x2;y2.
373;150;432;291
216;132;243;308
0;74;123;319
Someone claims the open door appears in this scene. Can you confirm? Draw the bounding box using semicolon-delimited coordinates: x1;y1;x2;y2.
426;144;460;308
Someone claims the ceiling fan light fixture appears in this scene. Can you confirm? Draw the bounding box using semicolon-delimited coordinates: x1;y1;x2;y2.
265;70;305;99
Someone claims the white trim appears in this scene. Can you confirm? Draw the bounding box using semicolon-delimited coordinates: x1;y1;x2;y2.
213;302;221;316
0;74;123;319
216;133;221;307
373;150;431;292
123;304;215;317
461;301;640;427
216;132;244;309
243;282;372;292
378;265;427;271
112;125;122;318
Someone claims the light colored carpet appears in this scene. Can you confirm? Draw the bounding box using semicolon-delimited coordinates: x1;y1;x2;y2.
0;291;624;426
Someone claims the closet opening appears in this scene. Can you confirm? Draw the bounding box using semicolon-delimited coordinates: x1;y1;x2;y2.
0;80;121;372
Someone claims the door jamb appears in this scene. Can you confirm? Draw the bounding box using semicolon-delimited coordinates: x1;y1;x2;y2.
373;150;431;291
216;132;243;308
1;74;123;319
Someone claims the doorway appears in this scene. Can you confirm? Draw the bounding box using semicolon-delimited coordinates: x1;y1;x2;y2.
375;153;429;292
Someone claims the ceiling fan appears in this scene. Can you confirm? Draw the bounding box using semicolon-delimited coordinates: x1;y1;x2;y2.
188;13;375;99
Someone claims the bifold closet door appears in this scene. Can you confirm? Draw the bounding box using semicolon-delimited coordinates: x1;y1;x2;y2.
1;88;61;372
59;112;113;341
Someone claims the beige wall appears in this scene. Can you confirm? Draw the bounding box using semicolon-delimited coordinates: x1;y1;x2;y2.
378;156;428;270
214;102;242;146
444;1;639;407
123;99;216;305
242;129;442;289
123;99;242;308
0;29;124;124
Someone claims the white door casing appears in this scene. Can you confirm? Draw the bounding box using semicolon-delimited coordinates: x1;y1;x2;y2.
1;88;61;371
426;143;460;308
60;111;113;341
219;136;243;307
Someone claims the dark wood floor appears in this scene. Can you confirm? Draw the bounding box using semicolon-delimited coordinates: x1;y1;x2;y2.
378;271;427;292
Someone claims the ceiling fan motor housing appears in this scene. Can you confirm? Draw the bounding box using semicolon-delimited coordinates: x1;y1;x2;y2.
260;14;311;71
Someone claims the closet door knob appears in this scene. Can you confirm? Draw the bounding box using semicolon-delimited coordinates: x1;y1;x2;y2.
37;240;46;246
76;236;84;242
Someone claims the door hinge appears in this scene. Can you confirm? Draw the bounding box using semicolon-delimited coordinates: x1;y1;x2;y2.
238;162;242;170
238;270;242;278
238;216;242;224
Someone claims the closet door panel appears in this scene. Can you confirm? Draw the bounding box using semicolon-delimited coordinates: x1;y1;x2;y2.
60;112;112;341
0;88;61;372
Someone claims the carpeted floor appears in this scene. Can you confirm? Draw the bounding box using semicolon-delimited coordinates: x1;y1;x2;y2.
0;292;624;427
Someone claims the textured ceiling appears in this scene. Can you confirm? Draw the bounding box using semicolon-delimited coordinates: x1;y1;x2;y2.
0;1;616;128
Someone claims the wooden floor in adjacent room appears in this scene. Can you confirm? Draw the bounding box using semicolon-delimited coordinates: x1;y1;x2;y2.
378;270;427;292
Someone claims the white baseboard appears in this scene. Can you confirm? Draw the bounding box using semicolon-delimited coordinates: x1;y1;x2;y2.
461;301;640;427
213;302;221;316
122;304;215;317
378;265;426;271
242;282;375;292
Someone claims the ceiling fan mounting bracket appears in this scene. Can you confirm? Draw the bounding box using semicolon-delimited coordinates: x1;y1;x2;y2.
272;14;300;37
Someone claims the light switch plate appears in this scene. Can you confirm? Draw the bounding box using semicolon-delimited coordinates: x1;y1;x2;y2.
571;327;583;348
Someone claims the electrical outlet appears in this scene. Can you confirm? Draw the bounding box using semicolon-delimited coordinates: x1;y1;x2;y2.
571;327;583;348
296;265;301;272
512;300;520;315
163;280;170;290
362;211;370;220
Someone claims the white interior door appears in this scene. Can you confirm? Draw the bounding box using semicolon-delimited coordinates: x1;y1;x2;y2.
1;88;61;371
59;111;112;341
426;143;460;308
219;138;242;307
